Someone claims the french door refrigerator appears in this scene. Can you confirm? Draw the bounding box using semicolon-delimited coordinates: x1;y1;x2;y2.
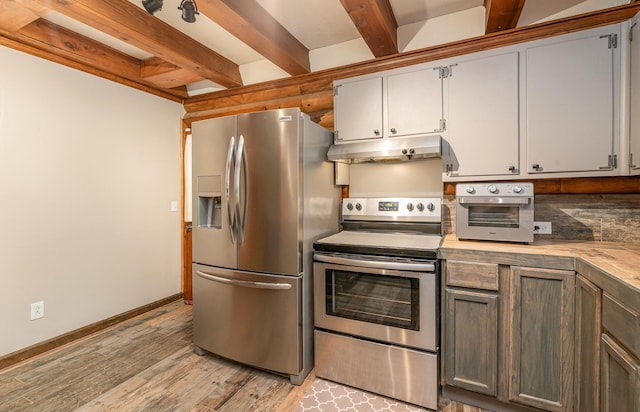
191;108;339;384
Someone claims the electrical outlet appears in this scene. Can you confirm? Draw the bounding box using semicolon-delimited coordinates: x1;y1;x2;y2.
30;301;44;320
533;221;552;234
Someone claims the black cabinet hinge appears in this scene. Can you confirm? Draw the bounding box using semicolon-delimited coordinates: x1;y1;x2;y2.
600;33;618;49
599;154;617;170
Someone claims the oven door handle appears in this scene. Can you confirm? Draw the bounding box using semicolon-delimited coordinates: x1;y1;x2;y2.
314;254;435;272
457;196;531;205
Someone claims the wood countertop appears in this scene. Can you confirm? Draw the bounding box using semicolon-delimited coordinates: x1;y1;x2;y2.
439;235;640;312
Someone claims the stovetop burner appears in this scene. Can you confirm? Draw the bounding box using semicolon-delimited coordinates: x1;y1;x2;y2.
314;197;443;259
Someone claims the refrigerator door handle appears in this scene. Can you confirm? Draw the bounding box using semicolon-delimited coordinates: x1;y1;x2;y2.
235;135;248;244
225;136;237;244
195;270;292;290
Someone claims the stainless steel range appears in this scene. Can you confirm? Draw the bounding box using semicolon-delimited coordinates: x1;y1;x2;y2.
313;197;442;410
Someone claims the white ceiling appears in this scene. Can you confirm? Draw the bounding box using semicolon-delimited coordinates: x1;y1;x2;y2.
41;0;628;96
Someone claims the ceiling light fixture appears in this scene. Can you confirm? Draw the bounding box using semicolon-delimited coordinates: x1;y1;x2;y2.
178;0;199;23
142;0;163;15
142;0;199;23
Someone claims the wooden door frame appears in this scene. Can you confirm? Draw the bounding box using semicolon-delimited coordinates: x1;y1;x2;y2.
181;118;193;304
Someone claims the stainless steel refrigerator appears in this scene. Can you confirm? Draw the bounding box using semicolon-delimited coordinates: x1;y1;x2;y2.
191;108;340;384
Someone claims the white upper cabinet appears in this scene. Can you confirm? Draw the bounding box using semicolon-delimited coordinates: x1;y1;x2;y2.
445;52;520;178
630;13;640;176
333;77;383;142
333;65;444;143
332;23;631;181
524;26;620;174
386;68;444;138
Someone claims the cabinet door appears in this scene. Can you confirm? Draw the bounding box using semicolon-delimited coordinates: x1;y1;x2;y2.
509;267;575;411
600;333;640;412
575;275;602;412
387;68;443;138
445;288;498;396
334;77;383;142
447;52;519;177
631;15;640;175
525;30;618;174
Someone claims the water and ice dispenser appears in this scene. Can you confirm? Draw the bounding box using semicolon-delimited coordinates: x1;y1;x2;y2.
196;175;222;229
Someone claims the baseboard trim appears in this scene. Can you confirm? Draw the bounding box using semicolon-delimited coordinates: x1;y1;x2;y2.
0;293;183;371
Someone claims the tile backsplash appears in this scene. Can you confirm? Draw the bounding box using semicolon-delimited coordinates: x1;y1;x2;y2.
443;194;640;243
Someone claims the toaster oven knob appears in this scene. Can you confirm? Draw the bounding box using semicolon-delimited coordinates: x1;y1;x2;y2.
355;202;362;211
416;202;424;212
488;185;498;194
427;203;435;212
346;202;353;211
513;185;523;194
465;186;475;194
406;202;414;211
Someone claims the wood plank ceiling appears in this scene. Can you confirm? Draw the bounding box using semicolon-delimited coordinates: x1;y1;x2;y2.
0;0;639;108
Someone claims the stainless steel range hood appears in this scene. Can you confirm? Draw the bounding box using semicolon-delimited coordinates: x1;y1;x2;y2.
327;135;441;163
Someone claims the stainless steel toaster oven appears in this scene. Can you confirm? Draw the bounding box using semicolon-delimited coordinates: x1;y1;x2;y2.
456;182;534;243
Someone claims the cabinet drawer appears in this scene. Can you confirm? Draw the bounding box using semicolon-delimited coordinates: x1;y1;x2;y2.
603;293;640;359
445;261;499;291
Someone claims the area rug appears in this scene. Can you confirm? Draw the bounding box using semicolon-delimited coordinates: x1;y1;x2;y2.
294;378;427;412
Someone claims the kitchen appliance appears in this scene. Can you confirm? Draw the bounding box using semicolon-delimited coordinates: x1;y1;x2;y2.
191;108;340;385
327;135;442;163
313;197;442;410
456;182;534;243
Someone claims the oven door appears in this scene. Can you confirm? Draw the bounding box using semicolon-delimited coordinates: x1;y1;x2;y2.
456;196;534;243
313;255;437;352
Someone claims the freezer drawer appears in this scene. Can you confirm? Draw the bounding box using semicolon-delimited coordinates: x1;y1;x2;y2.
193;263;302;376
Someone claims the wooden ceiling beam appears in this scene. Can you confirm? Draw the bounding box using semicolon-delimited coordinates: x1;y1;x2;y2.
141;57;205;89
0;18;188;100
29;0;242;88
339;0;398;57
13;18;141;80
0;0;48;31
185;2;640;115
484;0;526;34
196;0;310;75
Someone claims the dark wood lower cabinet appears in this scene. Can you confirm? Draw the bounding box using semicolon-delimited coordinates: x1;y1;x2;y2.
600;333;640;411
509;266;575;412
575;274;602;412
442;253;640;412
444;288;498;396
443;261;577;411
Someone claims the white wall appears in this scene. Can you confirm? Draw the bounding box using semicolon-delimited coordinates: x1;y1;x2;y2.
348;159;443;198
398;6;486;52
0;46;184;356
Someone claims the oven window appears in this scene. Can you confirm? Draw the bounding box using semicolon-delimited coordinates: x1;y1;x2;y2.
468;205;520;228
325;269;419;330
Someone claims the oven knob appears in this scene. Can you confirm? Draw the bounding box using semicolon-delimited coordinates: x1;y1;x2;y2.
465;186;475;194
416;202;424;212
355;202;362;211
406;202;414;211
513;185;523;194
427;203;435;212
346;202;353;211
488;185;499;194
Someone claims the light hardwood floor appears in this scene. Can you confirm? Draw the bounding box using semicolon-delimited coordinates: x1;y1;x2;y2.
0;299;484;411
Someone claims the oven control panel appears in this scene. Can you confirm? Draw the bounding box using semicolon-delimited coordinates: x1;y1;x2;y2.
456;182;534;196
342;197;441;222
